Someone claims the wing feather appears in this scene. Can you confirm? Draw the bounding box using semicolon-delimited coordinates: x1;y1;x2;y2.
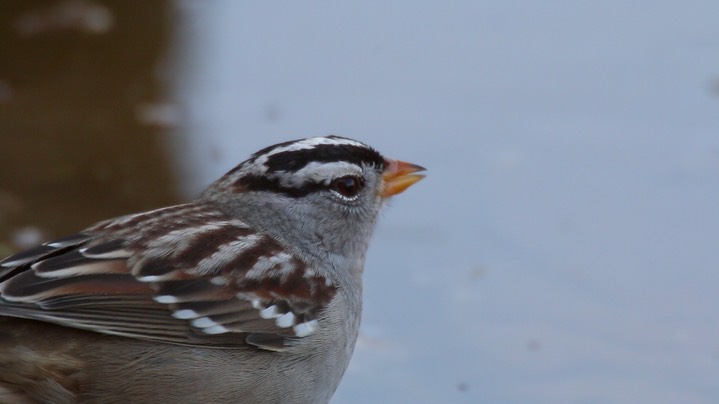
0;203;337;351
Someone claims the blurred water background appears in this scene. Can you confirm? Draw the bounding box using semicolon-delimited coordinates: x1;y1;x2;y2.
1;1;718;403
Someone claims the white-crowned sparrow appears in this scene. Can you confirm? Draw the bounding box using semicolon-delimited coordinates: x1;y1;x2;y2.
0;136;424;404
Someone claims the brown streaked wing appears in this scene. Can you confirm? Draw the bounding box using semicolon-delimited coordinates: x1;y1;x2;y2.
0;203;337;350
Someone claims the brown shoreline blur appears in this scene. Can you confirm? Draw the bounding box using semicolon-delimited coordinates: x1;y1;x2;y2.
0;1;179;254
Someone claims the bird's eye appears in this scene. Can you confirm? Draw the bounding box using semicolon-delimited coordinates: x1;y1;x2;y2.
330;176;364;199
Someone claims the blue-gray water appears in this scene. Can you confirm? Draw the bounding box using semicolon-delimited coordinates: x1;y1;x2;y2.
169;2;719;402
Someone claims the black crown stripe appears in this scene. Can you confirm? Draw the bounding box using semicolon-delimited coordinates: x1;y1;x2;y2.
263;144;385;173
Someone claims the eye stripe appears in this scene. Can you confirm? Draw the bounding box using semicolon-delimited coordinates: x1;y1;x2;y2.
238;174;325;197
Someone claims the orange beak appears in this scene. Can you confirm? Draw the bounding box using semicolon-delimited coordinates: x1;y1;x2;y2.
380;158;426;197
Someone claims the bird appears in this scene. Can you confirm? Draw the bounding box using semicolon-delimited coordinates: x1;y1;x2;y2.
0;135;425;404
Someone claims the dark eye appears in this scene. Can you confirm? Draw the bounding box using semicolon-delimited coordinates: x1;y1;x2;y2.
330;176;364;199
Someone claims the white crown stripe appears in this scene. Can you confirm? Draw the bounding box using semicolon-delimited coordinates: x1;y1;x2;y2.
245;136;370;177
265;137;367;158
279;161;362;187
